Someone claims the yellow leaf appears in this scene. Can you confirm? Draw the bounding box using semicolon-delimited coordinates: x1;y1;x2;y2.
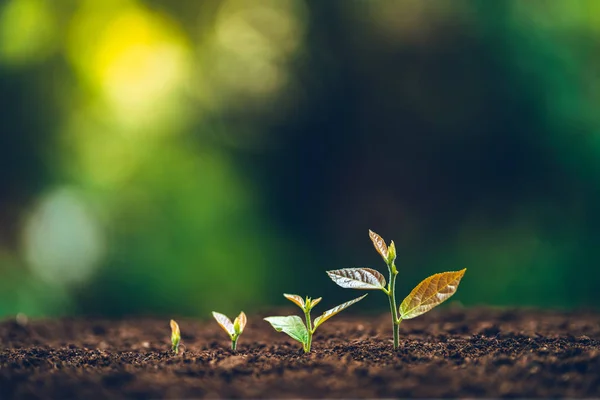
170;319;180;338
313;294;368;329
309;297;322;308
234;311;247;334
399;269;466;319
369;229;389;262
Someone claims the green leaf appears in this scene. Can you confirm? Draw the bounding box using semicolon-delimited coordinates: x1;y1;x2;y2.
313;294;368;329
264;316;308;345
399;269;466;320
387;240;397;265
326;268;386;290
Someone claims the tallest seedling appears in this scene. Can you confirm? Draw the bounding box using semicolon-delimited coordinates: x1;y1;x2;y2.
327;230;466;349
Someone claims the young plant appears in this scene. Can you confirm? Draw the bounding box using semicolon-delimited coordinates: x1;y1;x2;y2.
212;311;247;351
264;293;367;353
170;319;181;354
327;230;466;350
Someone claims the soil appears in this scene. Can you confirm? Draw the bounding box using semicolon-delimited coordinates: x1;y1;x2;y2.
1;307;599;399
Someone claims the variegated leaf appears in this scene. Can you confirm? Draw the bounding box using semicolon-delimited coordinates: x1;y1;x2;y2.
264;315;308;345
283;293;305;309
212;311;234;335
369;229;389;262
326;268;386;290
313;294;368;329
399;269;466;320
234;311;247;334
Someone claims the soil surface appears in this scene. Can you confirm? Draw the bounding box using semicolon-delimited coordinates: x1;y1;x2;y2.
1;307;599;398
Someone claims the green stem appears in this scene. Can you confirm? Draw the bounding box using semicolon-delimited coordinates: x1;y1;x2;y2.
231;335;238;351
304;309;313;353
387;264;400;349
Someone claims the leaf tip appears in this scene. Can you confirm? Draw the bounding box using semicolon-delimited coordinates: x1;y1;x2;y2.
170;319;180;336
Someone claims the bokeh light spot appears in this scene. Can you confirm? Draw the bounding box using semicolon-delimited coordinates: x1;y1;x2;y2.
22;188;105;287
207;0;307;101
67;2;190;129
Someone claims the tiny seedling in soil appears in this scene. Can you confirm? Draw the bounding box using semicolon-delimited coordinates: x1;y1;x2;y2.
212;311;247;351
327;230;466;350
170;319;181;354
264;293;367;353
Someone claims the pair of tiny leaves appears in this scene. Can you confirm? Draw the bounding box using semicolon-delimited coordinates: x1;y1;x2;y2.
327;268;466;319
369;230;396;265
264;294;367;345
283;294;321;310
213;311;247;337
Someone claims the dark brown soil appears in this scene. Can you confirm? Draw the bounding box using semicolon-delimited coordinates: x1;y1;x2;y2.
1;307;599;398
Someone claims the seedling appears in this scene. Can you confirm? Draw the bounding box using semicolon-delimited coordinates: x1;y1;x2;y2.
170;319;181;354
327;230;466;350
264;293;367;353
212;311;247;351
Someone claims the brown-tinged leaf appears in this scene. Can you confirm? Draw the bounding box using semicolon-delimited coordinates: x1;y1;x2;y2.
309;297;322;308
212;311;234;335
327;268;386;290
399;269;466;320
283;293;305;309
313;294;368;329
369;229;389;262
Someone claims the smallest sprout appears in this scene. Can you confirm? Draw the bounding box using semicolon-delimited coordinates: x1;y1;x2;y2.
212;311;247;351
170;319;181;354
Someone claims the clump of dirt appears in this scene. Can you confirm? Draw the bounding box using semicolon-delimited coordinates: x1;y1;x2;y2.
1;308;599;398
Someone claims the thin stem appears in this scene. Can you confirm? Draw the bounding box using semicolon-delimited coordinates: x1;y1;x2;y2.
303;308;313;353
231;335;238;351
387;263;400;349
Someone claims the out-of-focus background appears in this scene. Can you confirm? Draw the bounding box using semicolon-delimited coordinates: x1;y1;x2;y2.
1;0;599;318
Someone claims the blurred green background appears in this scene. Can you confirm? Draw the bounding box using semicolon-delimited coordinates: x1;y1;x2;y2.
1;0;599;318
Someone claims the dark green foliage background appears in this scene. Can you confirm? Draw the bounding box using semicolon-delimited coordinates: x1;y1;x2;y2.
0;0;597;317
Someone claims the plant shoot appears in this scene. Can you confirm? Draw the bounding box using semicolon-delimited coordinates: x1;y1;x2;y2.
212;311;247;351
327;230;466;350
264;293;367;353
170;319;181;354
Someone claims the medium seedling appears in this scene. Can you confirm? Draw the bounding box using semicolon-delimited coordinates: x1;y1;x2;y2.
327;230;466;350
264;293;367;353
212;311;247;351
170;319;181;354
